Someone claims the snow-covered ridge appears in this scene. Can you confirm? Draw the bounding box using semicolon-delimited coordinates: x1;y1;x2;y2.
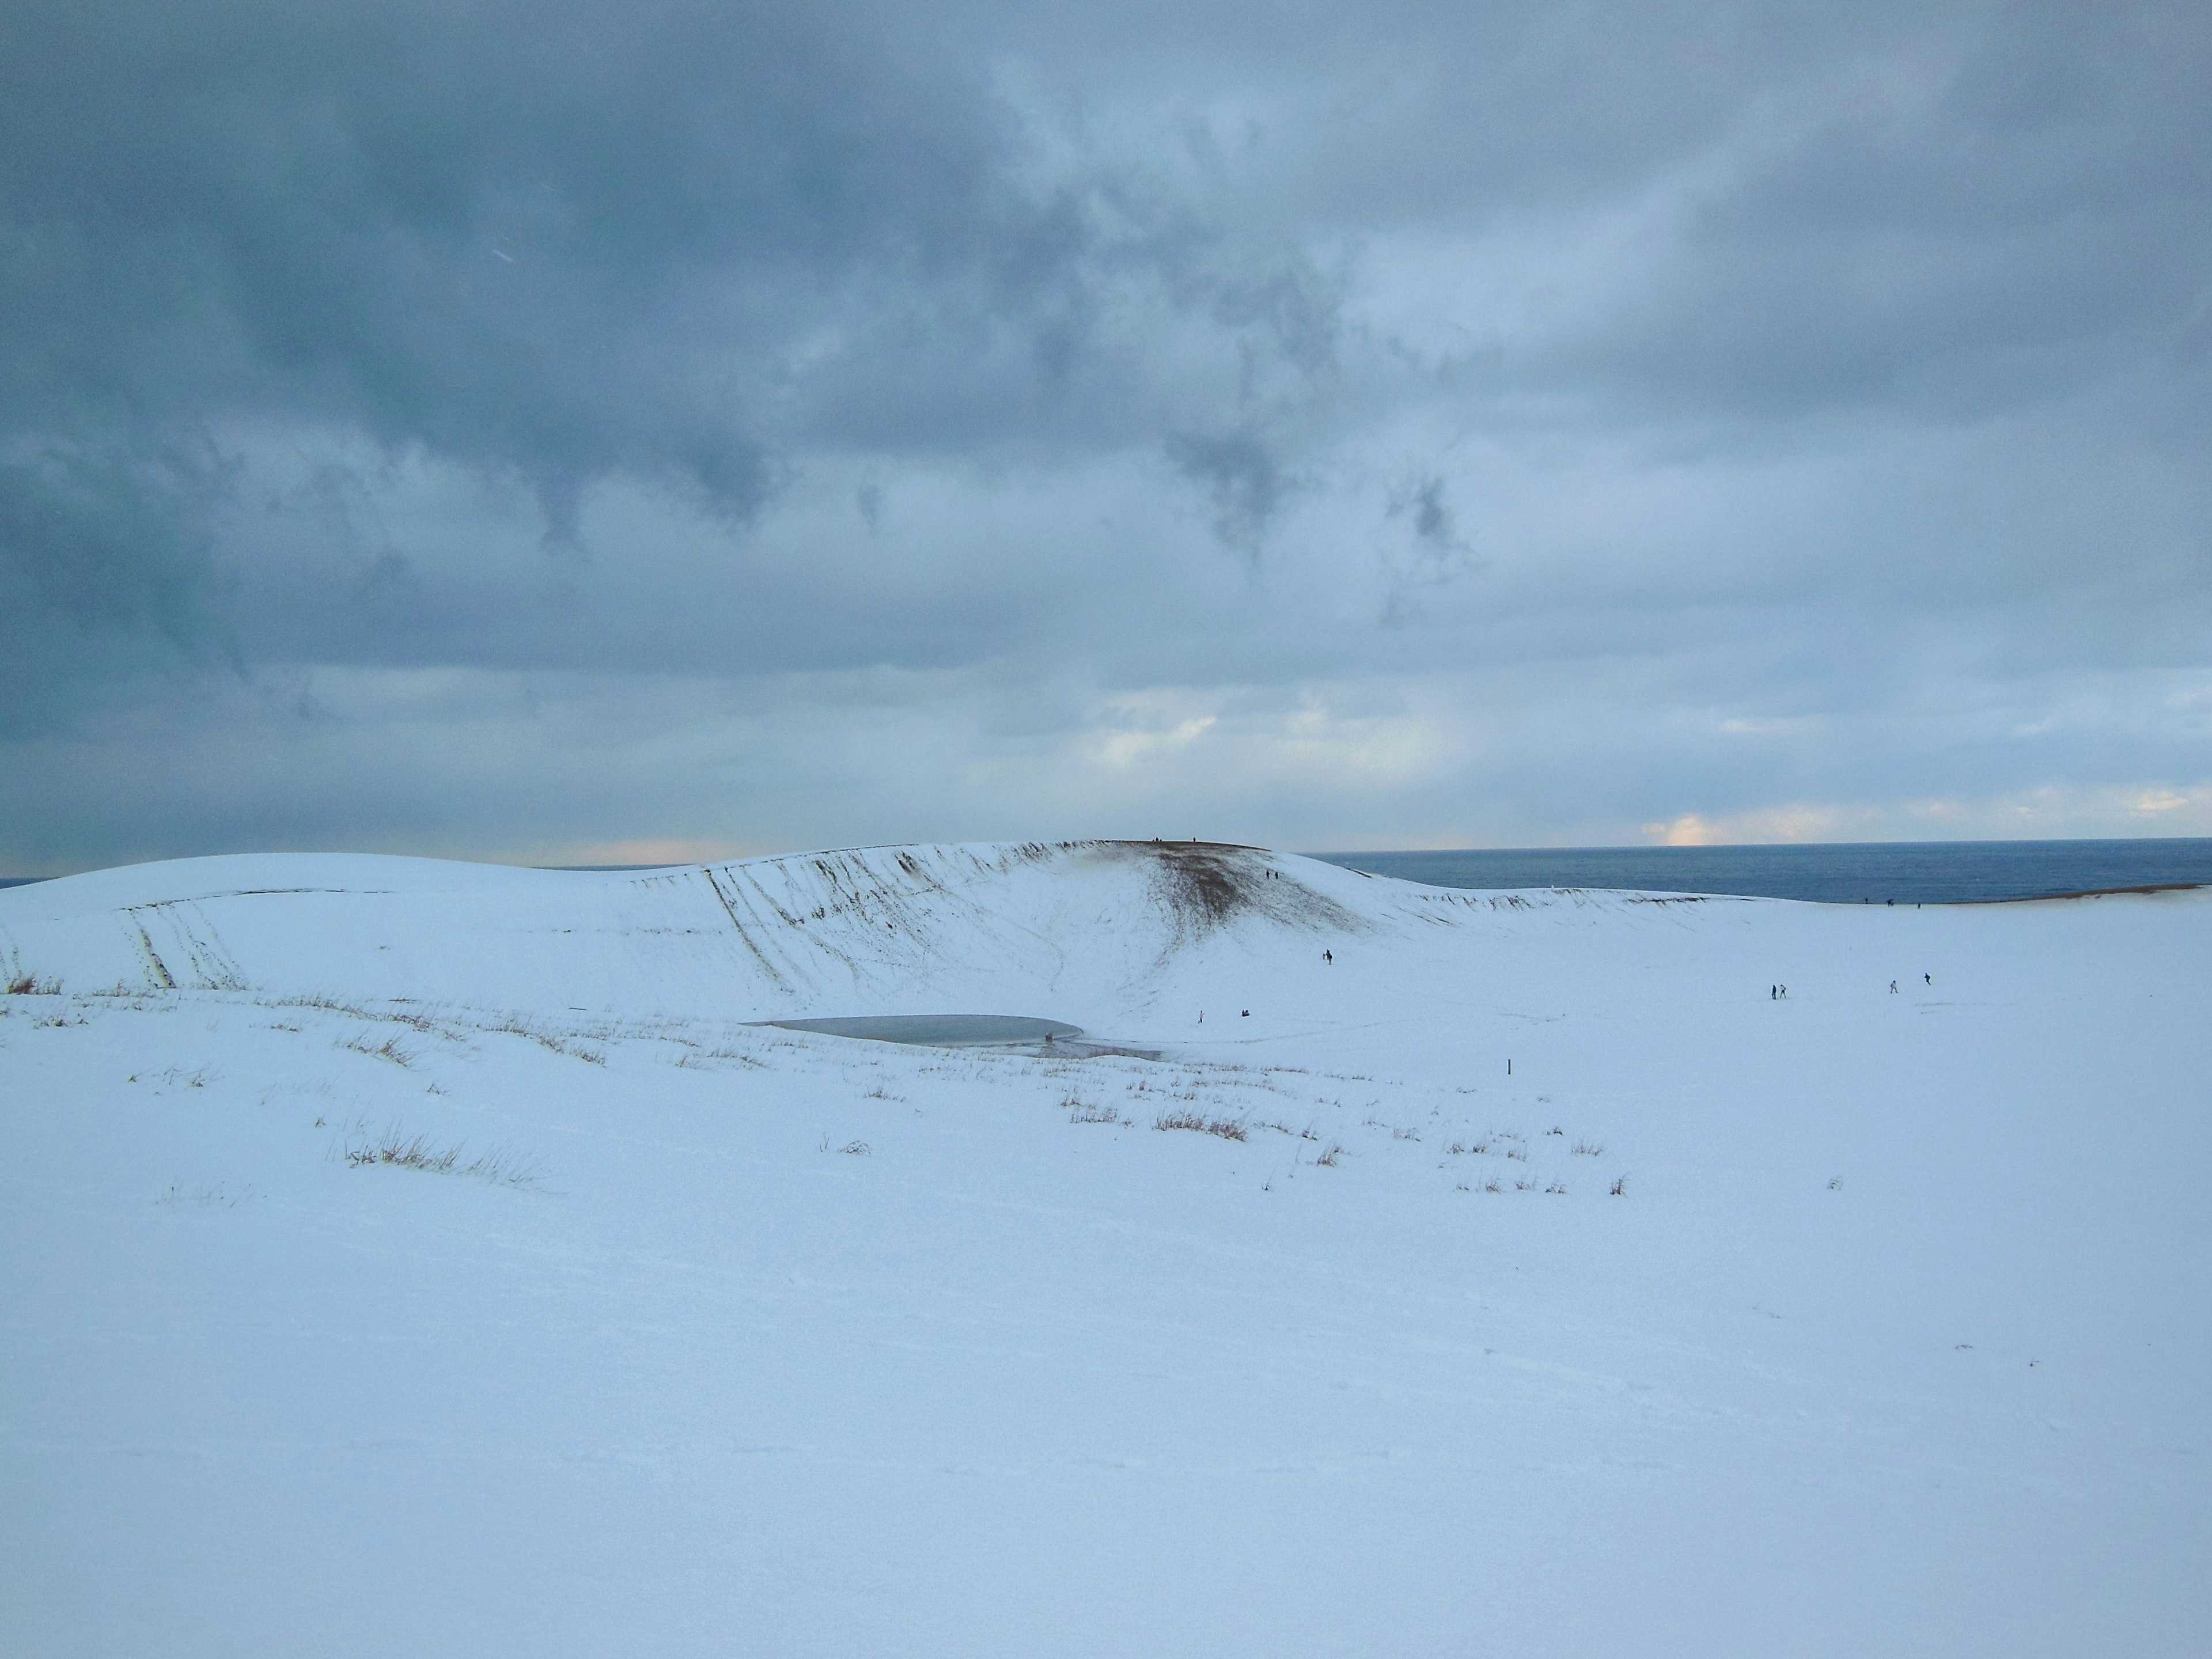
0;839;1740;1039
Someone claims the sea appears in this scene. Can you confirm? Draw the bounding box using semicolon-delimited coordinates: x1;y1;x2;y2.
1309;839;2212;905
5;839;2210;904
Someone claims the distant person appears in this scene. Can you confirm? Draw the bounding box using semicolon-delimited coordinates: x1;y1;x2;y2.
1925;973;1932;985
1889;980;1899;994
1323;950;1332;964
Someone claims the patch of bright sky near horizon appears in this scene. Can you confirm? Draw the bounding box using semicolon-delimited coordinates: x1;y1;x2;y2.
3;0;2210;874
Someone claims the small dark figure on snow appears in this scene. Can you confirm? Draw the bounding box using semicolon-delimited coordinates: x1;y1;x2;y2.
1889;980;1899;994
1323;950;1332;964
1925;973;1931;985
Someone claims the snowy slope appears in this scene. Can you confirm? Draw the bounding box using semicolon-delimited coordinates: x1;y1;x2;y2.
3;843;2208;1657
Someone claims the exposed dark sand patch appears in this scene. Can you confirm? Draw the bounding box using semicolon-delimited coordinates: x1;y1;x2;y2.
1960;882;2207;904
1084;840;1367;948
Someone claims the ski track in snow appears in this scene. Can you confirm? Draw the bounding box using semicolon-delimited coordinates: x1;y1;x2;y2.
2;840;2208;1657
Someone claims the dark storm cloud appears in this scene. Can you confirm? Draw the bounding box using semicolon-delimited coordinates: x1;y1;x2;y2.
7;1;2200;571
1166;426;1302;550
1388;476;1468;558
0;435;238;734
0;0;1387;706
2;0;2209;863
1544;5;2212;426
0;2;1206;648
1;0;1022;490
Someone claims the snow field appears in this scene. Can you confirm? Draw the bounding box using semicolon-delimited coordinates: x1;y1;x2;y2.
2;843;2208;1656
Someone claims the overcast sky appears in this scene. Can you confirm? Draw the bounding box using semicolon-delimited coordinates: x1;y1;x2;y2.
3;0;2208;872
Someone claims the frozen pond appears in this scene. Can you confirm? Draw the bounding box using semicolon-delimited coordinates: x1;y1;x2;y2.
756;1014;1083;1048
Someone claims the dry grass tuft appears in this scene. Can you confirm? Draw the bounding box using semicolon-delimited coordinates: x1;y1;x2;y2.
340;1032;416;1067
675;1046;766;1071
340;1123;541;1187
1154;1109;1248;1142
1063;1093;1121;1124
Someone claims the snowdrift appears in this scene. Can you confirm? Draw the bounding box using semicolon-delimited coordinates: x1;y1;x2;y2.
3;846;2208;1657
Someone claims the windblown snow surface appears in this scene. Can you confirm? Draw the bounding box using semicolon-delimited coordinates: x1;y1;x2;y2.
2;840;2207;1657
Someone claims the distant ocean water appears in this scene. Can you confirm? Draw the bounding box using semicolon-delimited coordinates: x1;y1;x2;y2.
1311;839;2212;905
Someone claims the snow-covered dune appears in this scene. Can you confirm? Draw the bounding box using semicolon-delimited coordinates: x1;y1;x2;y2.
3;846;2208;1656
1;840;1380;1028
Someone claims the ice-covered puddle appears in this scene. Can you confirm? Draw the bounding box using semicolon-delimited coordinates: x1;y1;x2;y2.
755;1013;1084;1048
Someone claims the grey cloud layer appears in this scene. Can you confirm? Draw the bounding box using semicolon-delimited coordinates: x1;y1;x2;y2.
2;0;2207;863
